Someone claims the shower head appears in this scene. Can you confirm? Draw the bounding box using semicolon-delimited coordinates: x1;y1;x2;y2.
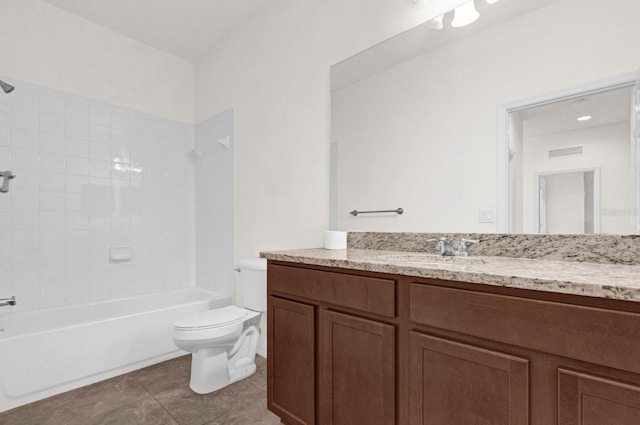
0;80;15;94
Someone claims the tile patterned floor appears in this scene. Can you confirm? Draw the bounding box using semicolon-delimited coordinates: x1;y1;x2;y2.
0;355;280;425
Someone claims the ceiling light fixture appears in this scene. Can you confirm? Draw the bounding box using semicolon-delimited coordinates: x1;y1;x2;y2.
451;1;480;28
486;0;499;4
577;115;592;121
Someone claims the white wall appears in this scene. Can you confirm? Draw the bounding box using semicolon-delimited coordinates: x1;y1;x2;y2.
0;0;195;124
194;0;455;261
333;0;640;232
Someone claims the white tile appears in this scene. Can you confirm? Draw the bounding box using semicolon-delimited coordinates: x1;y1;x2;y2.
66;156;89;176
11;210;39;229
12;148;39;170
40;90;66;116
0;231;10;250
11;108;39;131
111;162;130;181
111;214;131;230
39;269;67;308
88;247;107;267
40;249;66;269
66;119;89;140
111;145;130;163
90;159;110;178
10;189;39;210
40;133;66;154
65;193;83;212
87;230;110;249
66;211;89;230
90;104;110;126
11;128;39;150
11;86;39;111
39;152;65;173
89;281;112;302
40;113;66;136
11;230;39;250
0;146;10;169
89;124;110;144
40;230;66;250
0;127;10;146
66;174;88;194
65;268;90;304
40;171;66;192
66;248;90;268
66;137;89;158
0;104;9;127
0;210;10;230
90;215;110;230
89;141;110;160
40;211;66;230
12;170;39;191
66;97;89;122
11;249;39;271
40;191;66;211
110;127;130;147
110;108;130;130
11;268;41;310
66;230;89;249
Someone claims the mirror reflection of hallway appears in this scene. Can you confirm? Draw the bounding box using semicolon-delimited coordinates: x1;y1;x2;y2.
537;170;598;234
506;81;637;234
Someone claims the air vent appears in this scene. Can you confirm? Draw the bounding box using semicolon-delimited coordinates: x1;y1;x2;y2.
548;145;583;159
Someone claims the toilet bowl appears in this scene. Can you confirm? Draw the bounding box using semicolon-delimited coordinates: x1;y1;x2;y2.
173;258;267;394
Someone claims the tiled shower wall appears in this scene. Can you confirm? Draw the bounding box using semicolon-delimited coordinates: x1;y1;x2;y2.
0;77;196;311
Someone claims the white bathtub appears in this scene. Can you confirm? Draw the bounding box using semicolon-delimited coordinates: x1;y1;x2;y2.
0;287;230;412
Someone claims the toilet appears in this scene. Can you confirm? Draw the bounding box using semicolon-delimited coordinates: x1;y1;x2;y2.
173;258;267;394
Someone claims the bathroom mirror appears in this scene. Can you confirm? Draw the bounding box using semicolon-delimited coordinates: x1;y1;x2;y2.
330;0;640;234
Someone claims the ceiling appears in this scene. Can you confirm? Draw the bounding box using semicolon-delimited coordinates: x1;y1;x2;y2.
518;85;632;138
40;0;268;62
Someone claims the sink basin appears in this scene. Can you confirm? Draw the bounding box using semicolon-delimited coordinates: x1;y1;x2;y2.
375;253;485;265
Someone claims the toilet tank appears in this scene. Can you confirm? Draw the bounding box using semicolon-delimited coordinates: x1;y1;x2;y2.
238;258;267;312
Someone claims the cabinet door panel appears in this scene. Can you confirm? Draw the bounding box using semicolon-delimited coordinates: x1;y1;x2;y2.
559;369;640;425
320;310;395;425
268;296;315;425
409;332;529;425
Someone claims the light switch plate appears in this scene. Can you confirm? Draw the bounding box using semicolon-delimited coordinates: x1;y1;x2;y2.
478;209;495;223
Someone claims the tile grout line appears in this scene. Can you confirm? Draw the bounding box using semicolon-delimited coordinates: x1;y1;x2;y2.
132;372;183;425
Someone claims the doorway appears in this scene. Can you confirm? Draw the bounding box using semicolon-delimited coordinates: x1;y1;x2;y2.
536;169;599;234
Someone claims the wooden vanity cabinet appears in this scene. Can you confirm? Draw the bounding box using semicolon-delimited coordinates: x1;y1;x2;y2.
267;261;640;425
267;262;398;425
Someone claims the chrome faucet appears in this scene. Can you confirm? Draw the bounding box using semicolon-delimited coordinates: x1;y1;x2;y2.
0;296;16;307
427;237;479;256
457;239;479;257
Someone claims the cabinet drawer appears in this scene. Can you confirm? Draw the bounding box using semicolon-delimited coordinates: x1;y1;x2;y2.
410;282;640;374
268;263;395;318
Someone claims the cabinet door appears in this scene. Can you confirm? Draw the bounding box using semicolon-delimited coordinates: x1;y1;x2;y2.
319;310;395;425
268;296;315;425
559;369;640;425
409;332;529;425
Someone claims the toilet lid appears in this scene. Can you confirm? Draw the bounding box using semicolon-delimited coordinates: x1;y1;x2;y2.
174;305;248;330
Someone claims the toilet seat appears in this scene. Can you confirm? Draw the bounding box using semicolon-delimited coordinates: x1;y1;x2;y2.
174;305;248;331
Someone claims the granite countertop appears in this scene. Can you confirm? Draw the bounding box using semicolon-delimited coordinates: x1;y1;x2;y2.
260;248;640;303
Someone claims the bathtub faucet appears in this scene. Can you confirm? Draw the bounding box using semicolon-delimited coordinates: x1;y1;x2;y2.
0;171;16;193
0;296;16;307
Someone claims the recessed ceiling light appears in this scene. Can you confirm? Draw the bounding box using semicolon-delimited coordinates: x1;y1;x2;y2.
577;115;592;121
